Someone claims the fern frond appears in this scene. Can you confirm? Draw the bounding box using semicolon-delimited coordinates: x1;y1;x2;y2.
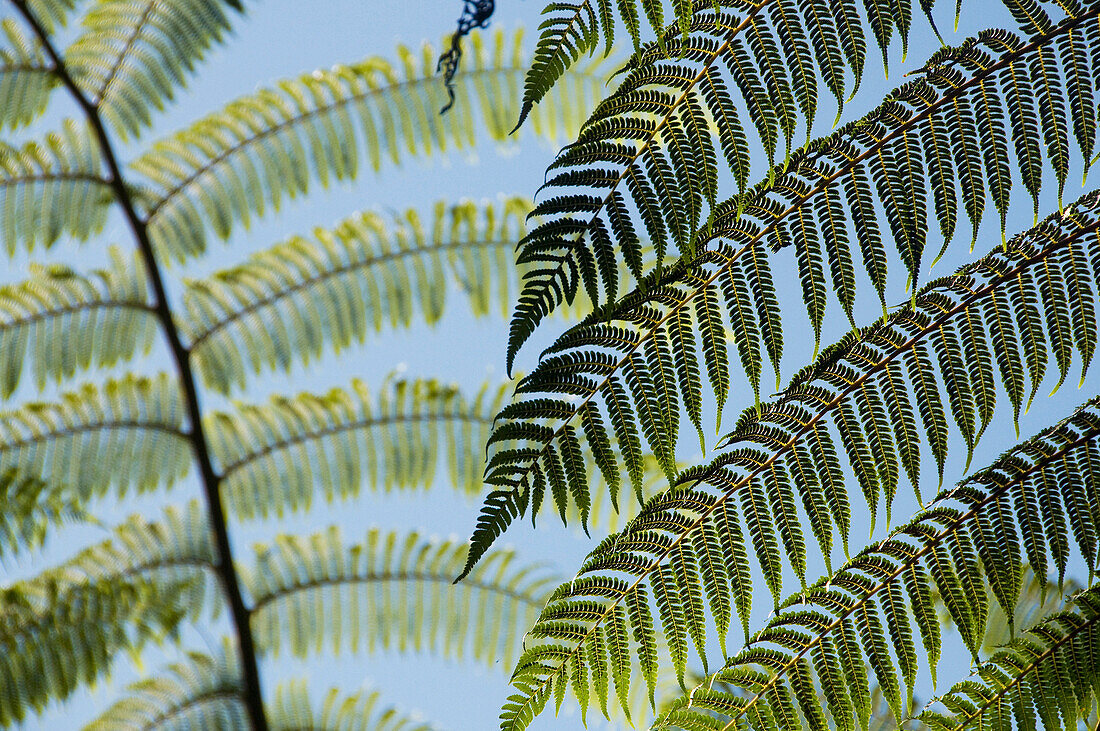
0;246;153;398
0;373;190;499
86;647;245;731
920;586;1100;731
245;527;555;672
207;376;507;520
1;500;216;726
0;118;113;255
18;0;79;35
515;0;698;129
184;197;530;394
0;468;85;558
0;19;58;130
130;28;610;262
650;394;1100;730
471;8;1100;571
0;575;187;727
497;189;1100;730
266;682;431;731
507;0;926;364
65;0;244;140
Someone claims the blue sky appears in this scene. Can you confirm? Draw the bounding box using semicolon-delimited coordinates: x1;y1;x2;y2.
4;0;1098;729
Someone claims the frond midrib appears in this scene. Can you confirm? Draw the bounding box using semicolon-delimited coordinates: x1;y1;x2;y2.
88;0;158;103
216;411;494;479
0;170;111;187
249;569;547;615
139;65;552;221
508;207;1100;725
126;688;244;731
0;418;187;453
0;298;153;330
187;236;513;351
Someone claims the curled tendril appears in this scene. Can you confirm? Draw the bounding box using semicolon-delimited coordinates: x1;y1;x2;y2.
437;0;495;113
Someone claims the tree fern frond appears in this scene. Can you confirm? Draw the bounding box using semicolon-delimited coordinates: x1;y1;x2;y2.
0;468;85;559
245;527;555;673
65;0;244;140
0;373;190;499
515;0;699;130
0;19;58;131
471;8;1100;572
86;647;245;731
131;28;611;262
18;0;80;35
0;118;113;255
920;585;1100;731
2;501;216;725
0;246;153;398
649;391;1100;730
267;682;431;731
184;197;530;394
507;0;926;364
207;376;507;520
496;189;1100;730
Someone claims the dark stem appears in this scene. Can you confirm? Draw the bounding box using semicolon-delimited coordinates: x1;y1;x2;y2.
9;3;269;728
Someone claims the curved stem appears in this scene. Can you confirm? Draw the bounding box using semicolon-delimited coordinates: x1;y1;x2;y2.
9;3;269;728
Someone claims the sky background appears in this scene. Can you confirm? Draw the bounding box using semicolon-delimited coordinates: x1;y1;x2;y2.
2;0;1097;729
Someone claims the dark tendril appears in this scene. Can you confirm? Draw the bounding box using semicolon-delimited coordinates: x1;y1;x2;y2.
437;0;495;113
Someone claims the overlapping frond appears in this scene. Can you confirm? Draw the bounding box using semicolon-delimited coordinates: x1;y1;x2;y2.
245;527;555;673
266;682;431;731
0;246;153;398
516;0;698;129
65;0;244;140
920;586;1100;731
507;0;931;364
0;468;84;558
207;376;507;520
0;575;187;727
86;648;245;731
1;500;216;726
0;118;113;255
471;8;1100;570
496;190;1100;730
651;395;1100;731
0;373;189;499
18;0;80;35
184;197;530;394
0;18;57;131
130;28;610;261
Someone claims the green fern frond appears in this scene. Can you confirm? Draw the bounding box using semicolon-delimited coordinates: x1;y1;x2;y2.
130;27;610;262
245;527;555;672
267;681;431;731
0;246;153;398
0;373;190;499
920;586;1100;731
1;500;215;726
18;0;79;35
184;197;531;394
0;118;113;255
86;647;245;731
207;376;507;520
0;468;85;558
496;189;1100;731
649;394;1100;731
507;0;927;365
0;19;58;131
515;0;699;130
471;8;1100;572
65;0;244;140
